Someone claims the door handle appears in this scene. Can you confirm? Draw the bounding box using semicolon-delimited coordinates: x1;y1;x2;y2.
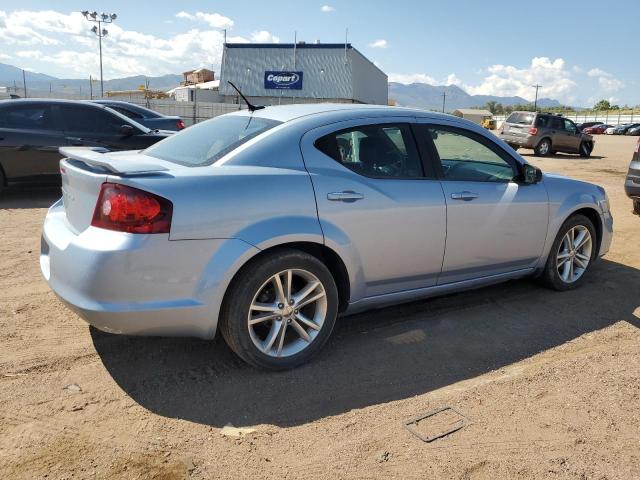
327;191;365;202
450;191;479;201
65;136;84;146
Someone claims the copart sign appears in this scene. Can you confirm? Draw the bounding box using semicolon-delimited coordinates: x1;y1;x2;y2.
264;71;303;90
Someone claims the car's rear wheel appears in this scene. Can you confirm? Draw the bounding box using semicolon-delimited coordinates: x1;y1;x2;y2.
0;168;5;194
219;249;339;370
579;141;593;158
534;138;551;156
541;214;596;291
633;199;640;215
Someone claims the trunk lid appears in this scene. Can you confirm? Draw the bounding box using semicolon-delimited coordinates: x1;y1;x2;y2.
59;147;171;234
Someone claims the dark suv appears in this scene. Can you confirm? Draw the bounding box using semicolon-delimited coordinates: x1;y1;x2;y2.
499;111;594;158
0;99;171;189
625;137;640;214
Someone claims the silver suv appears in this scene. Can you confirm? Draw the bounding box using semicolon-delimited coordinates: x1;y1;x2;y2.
500;111;594;158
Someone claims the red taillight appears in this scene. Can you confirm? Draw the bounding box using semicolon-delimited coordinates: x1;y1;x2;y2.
176;119;185;130
91;183;172;234
528;127;538;135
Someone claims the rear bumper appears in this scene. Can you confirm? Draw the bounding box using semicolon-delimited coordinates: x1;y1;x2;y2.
625;162;640;199
499;133;536;148
40;199;258;339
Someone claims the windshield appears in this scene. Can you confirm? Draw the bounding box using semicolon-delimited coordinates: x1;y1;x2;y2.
144;115;282;166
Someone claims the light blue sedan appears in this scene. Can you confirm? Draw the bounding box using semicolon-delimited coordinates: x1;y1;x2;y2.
41;104;613;370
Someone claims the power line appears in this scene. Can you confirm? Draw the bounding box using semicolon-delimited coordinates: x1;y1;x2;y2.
532;84;542;111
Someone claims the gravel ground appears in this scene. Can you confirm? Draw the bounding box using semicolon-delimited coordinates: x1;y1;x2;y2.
0;134;639;479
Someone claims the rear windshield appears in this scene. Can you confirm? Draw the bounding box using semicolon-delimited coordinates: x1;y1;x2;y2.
506;112;535;125
144;115;282;166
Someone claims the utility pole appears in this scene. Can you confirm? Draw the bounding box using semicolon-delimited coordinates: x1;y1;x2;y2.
82;10;117;98
441;90;446;113
532;84;542;111
22;69;27;98
89;75;93;99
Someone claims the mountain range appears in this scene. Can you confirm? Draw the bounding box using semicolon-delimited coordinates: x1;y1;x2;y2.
0;62;562;109
389;82;561;111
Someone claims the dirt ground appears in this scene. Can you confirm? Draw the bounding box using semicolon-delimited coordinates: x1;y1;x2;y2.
1;134;639;480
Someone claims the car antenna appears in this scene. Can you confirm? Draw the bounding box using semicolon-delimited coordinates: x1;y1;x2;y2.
228;81;264;112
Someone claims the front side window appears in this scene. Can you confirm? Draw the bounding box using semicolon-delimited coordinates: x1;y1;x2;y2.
314;123;423;178
145;115;281;167
563;119;577;133
0;104;56;130
428;127;515;182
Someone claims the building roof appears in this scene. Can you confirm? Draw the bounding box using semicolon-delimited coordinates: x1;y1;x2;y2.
453;109;493;116
225;43;352;49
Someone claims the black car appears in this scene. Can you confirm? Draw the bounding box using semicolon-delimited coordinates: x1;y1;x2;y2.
91;100;185;131
0;99;172;189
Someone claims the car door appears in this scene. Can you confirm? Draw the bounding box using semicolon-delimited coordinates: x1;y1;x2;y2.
0;103;64;181
301;118;447;301
416;123;549;284
562;119;582;151
58;104;148;151
549;116;569;150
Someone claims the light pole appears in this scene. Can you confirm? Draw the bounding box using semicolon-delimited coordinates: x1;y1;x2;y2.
82;10;117;98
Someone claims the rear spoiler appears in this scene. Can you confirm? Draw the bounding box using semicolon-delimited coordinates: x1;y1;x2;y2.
59;147;169;174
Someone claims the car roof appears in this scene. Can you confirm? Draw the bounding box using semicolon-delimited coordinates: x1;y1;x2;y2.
227;103;456;124
0;98;109;110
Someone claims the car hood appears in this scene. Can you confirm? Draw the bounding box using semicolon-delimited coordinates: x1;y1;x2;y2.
544;172;604;194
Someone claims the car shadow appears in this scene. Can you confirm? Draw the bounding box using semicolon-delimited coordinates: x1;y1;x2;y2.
0;185;61;209
91;258;639;427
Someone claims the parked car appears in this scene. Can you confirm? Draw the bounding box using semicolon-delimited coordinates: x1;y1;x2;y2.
0;99;172;189
583;124;611;135
627;125;640;136
41;104;613;370
91;100;185;131
499;111;594;157
577;121;603;131
625;137;640;214
613;123;640;135
605;126;617;135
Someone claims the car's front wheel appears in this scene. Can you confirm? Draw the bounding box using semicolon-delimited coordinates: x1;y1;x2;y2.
579;141;593;158
541;214;597;291
633;199;640;215
219;249;339;370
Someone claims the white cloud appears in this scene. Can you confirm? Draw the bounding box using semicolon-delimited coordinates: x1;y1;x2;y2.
250;30;280;43
320;5;335;12
16;50;44;59
446;73;461;86
0;53;10;60
388;73;438;85
0;9;285;79
587;67;624;92
465;57;576;102
369;39;387;49
175;11;234;29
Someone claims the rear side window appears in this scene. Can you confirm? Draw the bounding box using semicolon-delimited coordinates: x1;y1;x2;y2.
112;106;143;119
0;104;57;130
506;112;535;125
535;115;550;128
144;115;281;166
59;105;127;134
314;123;423;178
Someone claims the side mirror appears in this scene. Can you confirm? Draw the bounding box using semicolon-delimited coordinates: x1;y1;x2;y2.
522;164;543;184
120;124;135;136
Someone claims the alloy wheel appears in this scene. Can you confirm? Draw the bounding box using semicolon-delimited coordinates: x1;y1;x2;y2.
247;269;328;357
556;225;592;283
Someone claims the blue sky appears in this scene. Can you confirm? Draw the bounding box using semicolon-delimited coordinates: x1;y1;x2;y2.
1;0;638;106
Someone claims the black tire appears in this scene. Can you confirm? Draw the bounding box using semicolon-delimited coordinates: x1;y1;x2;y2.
633;199;640;215
541;214;597;291
579;141;592;158
219;249;339;370
0;168;5;195
534;138;551;156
